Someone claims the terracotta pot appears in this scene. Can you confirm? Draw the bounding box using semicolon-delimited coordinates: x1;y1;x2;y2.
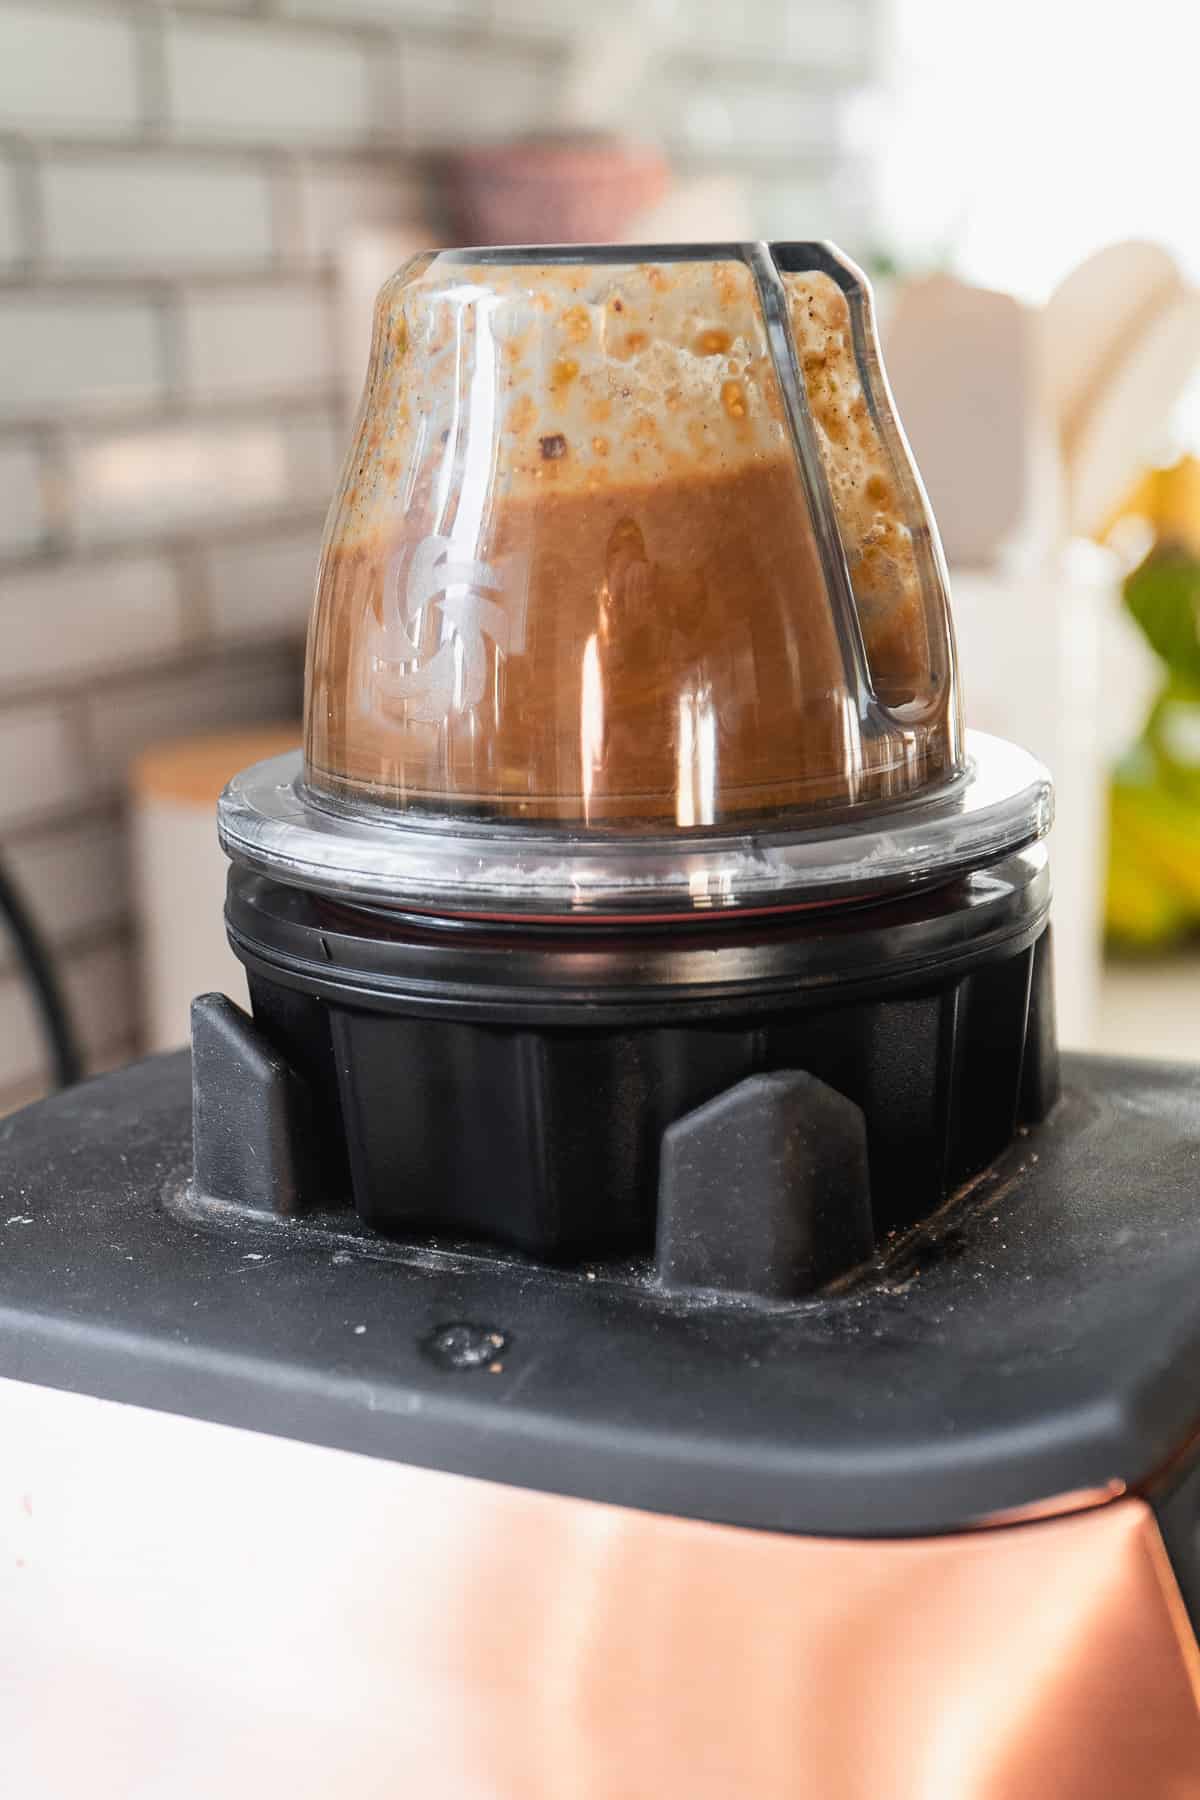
446;134;670;247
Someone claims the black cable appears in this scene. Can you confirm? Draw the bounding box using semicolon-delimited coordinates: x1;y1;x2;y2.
0;853;83;1090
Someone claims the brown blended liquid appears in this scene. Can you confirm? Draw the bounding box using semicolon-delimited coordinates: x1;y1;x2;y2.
307;455;868;826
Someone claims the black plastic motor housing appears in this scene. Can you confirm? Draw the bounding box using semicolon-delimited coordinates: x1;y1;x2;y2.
220;847;1057;1279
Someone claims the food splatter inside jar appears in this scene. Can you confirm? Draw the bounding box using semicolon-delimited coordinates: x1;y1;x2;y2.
783;270;931;708
305;255;954;823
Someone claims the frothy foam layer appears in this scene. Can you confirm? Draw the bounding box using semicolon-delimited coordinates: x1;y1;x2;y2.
340;258;787;529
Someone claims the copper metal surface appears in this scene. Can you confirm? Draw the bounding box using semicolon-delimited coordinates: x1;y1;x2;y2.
3;1376;1200;1798
435;1479;1200;1800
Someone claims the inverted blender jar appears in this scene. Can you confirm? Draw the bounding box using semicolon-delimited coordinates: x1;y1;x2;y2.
216;243;1054;1270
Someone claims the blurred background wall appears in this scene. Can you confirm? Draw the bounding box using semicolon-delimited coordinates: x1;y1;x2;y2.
0;0;880;1109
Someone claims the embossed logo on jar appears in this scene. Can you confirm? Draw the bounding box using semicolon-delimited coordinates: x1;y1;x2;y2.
368;534;529;723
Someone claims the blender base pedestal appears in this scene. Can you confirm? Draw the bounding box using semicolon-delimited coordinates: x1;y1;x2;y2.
655;1070;875;1298
225;851;1055;1269
191;994;882;1300
191;991;318;1219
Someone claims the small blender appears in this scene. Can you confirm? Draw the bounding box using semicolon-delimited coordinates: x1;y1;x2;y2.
3;245;1199;1799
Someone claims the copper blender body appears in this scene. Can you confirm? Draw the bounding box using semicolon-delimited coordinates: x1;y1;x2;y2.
10;1373;1197;1800
372;1478;1200;1800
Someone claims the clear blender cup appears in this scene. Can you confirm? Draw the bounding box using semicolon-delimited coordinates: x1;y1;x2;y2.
225;244;1049;916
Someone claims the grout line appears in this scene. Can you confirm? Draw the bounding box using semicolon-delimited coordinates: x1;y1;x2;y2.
0;636;301;742
0;384;348;441
0;131;273;169
671;147;844;181
135;4;169;140
0;265;345;299
127;0;440;53
663;47;874;85
35;421;73;554
2;131;432;173
0;261;365;297
364;49;400;159
63;690;104;815
0;655;302;835
9;140;42;269
158;285;186;402
264;148;303;271
0;498;328;577
1;131;409;189
90;635;304;693
314;275;347;420
174;540;214;647
0;622;311;714
12;0;190;16
0;645;206;713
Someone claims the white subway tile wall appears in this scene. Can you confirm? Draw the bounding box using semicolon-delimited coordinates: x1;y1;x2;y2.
283;407;343;501
0;6;140;138
67;418;296;542
287;159;427;264
205;530;322;643
0;0;876;1109
164;20;373;146
0;295;163;420
41;154;276;269
0;704;82;829
675;0;867;62
379;40;560;148
1;554;182;690
480;0;572;39
180;285;336;398
84;648;301;795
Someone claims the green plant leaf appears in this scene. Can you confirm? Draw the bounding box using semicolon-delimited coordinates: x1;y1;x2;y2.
1124;549;1200;682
